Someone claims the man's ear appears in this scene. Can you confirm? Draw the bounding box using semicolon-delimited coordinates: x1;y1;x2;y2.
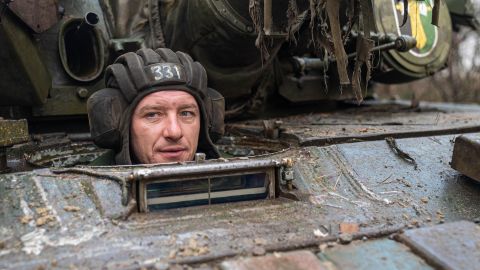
204;88;225;142
87;88;128;150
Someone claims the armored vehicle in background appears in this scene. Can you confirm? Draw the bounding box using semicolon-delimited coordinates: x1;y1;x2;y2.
1;1;480;269
0;0;472;120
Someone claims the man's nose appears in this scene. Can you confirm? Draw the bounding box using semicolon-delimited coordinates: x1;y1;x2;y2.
163;114;183;141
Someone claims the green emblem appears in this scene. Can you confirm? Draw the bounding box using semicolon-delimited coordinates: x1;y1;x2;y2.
393;0;438;57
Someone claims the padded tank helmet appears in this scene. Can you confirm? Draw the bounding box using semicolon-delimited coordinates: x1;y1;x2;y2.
87;48;225;165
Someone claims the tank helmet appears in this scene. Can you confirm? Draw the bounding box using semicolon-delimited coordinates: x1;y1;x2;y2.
87;48;225;164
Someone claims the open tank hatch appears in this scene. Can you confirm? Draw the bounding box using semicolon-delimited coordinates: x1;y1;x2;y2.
129;158;294;212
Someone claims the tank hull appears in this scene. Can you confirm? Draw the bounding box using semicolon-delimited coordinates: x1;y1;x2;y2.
1;101;480;268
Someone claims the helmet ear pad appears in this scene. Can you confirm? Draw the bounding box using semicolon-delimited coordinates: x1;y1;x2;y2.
205;88;225;142
87;88;128;150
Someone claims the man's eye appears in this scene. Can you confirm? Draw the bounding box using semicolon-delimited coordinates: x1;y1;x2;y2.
145;112;160;119
180;111;195;117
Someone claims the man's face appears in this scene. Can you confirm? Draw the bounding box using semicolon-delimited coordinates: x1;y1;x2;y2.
130;90;200;164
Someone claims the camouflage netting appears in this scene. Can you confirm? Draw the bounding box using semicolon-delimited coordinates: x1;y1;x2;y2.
248;0;377;104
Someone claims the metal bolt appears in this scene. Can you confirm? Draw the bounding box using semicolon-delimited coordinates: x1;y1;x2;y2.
263;120;282;139
195;153;206;163
281;158;294;190
77;88;89;99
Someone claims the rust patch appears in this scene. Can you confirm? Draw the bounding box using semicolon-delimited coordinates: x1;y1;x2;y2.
8;0;60;33
340;223;359;234
221;250;327;270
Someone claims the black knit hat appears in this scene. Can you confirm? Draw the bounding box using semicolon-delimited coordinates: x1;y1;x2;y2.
87;48;225;164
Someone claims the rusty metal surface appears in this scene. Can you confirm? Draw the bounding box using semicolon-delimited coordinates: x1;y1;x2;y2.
0;119;29;147
451;134;480;182
221;250;328;270
1;131;480;268
398;221;480;270
8;0;60;33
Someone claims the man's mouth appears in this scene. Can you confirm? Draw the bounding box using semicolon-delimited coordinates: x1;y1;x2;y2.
157;146;187;159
